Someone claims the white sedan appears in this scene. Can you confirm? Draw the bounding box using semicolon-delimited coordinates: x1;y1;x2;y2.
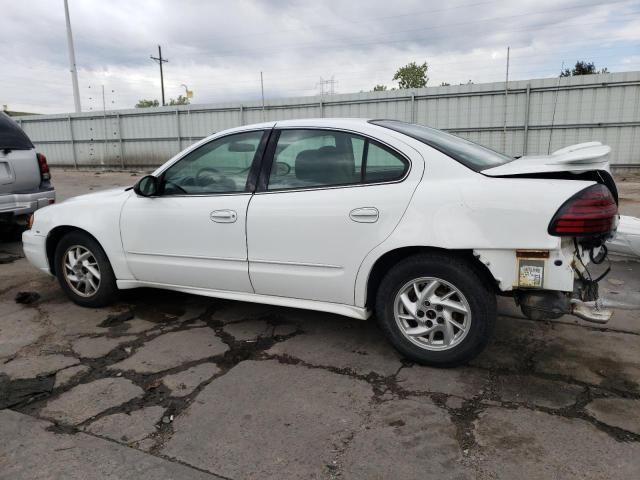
23;118;620;366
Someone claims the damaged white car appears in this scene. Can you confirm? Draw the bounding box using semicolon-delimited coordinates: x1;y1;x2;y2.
23;119;626;366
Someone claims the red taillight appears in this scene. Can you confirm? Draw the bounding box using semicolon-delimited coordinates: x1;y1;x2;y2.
548;184;618;236
36;153;51;181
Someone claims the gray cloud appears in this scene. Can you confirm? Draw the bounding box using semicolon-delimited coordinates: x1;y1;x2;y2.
1;0;639;113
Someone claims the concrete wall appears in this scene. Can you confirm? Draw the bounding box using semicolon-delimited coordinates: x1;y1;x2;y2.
15;71;640;169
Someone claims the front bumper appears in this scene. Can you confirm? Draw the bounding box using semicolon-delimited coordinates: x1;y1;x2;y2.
0;188;56;217
22;229;51;275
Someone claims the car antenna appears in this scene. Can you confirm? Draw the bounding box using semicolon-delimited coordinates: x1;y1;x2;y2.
547;60;564;155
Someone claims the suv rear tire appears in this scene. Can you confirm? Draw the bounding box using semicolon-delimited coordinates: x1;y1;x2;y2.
375;253;496;367
54;231;118;307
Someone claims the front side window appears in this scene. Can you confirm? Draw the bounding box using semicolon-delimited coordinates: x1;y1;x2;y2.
162;130;264;195
267;129;407;190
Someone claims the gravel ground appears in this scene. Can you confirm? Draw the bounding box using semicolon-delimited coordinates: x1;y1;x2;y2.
0;168;639;480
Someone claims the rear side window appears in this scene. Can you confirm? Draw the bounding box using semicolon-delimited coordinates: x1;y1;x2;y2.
267;129;408;190
371;119;511;171
364;142;406;183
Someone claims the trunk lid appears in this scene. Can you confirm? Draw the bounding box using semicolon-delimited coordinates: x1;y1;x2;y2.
482;142;611;176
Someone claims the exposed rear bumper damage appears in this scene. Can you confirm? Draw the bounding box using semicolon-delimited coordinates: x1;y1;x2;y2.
570;298;612;324
515;285;614;325
513;232;637;325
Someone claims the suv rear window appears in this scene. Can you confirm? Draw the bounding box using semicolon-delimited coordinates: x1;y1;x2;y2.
0;113;33;150
370;119;511;172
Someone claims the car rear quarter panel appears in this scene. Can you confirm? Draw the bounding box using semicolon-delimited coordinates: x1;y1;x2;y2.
354;146;597;306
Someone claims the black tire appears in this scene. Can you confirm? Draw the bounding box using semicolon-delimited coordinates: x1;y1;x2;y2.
54;231;118;307
375;253;496;367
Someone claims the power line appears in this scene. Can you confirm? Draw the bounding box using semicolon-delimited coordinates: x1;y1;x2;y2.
182;0;627;49
203;0;504;43
193;1;634;58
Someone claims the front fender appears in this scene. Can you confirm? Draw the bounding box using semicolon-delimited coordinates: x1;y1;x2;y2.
31;189;134;280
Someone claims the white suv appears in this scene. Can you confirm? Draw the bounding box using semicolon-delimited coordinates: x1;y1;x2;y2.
23;118;619;366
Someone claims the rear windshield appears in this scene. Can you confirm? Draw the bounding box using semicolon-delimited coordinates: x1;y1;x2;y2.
0;112;34;150
370;119;512;171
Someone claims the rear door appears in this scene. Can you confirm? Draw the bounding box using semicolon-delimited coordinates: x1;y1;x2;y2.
246;127;424;305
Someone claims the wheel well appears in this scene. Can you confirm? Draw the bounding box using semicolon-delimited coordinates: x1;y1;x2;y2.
46;226;100;276
364;246;499;309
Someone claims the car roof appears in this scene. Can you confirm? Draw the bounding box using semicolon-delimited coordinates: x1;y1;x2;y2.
218;118;376;134
273;118;373;129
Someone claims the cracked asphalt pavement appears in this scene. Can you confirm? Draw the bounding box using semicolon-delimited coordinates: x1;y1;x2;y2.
1;169;640;479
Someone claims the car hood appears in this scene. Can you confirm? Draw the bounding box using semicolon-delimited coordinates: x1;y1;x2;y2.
482;142;611;176
62;187;131;204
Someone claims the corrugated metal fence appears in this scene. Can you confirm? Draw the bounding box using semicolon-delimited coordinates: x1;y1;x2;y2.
14;71;640;170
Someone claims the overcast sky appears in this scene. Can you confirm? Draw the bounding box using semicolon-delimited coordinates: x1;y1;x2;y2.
2;0;639;114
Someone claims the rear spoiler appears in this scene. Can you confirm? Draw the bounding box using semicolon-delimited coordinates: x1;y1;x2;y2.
482;142;611;177
549;142;611;165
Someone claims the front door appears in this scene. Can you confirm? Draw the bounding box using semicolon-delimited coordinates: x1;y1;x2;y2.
247;128;424;305
120;129;268;292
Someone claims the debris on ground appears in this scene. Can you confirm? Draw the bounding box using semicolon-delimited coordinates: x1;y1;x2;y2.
15;291;40;304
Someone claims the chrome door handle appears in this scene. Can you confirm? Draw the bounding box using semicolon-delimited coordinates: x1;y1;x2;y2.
210;209;237;223
349;207;379;223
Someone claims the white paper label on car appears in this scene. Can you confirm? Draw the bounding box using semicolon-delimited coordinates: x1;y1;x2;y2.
518;260;544;288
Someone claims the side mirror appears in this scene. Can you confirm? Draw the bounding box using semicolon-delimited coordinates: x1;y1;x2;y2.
134;175;159;197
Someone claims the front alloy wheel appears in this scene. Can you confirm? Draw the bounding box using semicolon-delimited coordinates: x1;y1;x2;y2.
62;245;102;297
54;231;118;307
376;253;496;367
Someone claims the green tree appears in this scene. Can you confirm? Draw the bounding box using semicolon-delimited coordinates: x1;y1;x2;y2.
393;61;428;89
168;95;190;106
135;99;159;108
372;84;388;91
560;60;608;77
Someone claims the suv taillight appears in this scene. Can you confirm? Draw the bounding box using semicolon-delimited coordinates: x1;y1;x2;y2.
36;153;51;181
548;184;618;237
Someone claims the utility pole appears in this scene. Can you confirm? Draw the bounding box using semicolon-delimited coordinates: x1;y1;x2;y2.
150;45;168;106
101;85;107;166
64;0;81;113
548;61;565;154
502;46;510;152
260;72;265;121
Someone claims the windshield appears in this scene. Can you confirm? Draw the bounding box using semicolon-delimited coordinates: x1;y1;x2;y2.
370;119;512;172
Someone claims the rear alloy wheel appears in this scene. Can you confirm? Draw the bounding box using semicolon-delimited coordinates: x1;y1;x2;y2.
54;231;118;307
394;277;472;351
376;253;496;367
